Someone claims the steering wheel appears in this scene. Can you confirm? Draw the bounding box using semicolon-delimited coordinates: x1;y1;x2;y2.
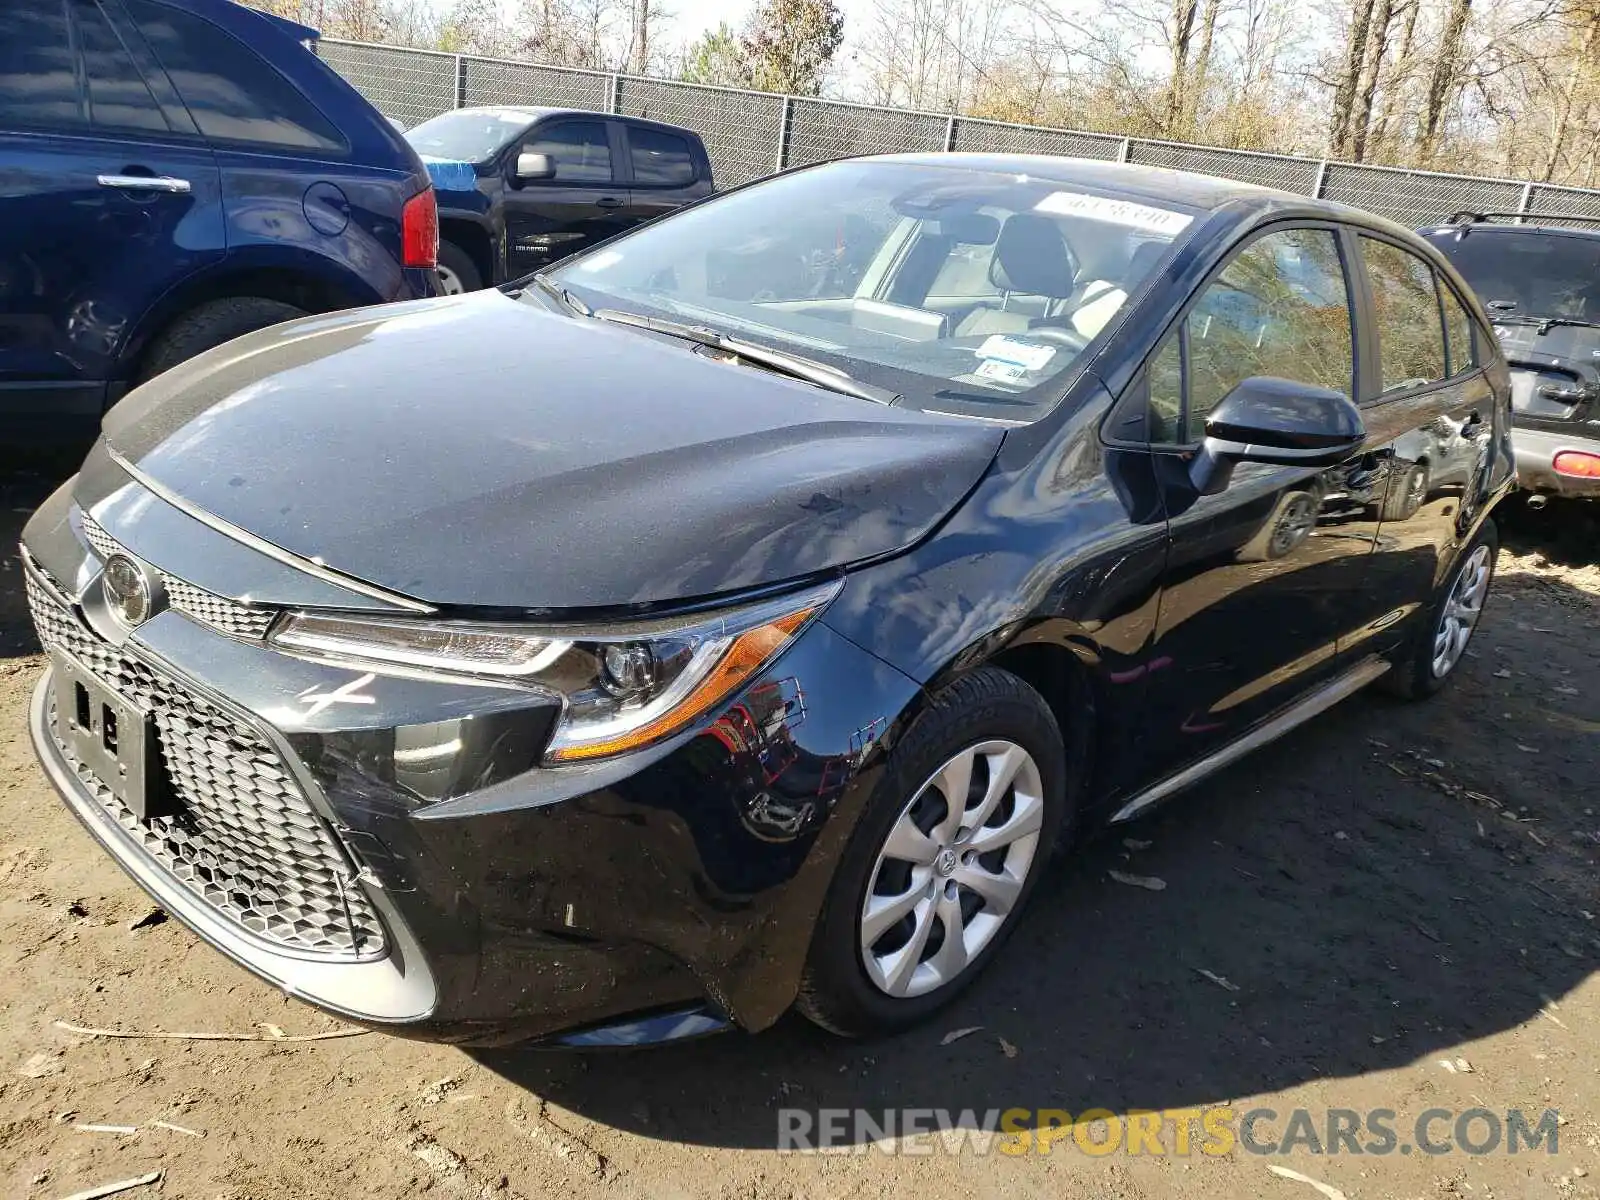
1027;324;1091;354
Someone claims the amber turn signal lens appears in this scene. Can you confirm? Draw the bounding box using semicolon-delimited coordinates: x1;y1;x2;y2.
545;609;815;762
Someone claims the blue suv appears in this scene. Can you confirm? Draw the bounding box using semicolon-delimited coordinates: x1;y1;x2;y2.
1;0;439;445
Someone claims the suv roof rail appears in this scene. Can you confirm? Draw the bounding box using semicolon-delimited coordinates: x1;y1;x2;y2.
1447;209;1600;228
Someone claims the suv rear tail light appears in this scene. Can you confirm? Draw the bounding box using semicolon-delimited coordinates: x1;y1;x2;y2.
1553;450;1600;478
402;187;438;270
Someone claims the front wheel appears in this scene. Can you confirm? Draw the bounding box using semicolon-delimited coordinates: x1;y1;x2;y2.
797;668;1067;1037
1383;518;1498;699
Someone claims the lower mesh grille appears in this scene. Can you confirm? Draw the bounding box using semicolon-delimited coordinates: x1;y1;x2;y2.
26;570;386;961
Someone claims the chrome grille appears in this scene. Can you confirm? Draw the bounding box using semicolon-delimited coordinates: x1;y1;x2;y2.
79;514;279;639
26;570;385;960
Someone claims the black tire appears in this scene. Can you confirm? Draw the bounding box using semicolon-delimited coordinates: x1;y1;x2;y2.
797;667;1068;1038
1381;463;1429;522
437;240;483;294
1382;517;1498;700
137;297;304;383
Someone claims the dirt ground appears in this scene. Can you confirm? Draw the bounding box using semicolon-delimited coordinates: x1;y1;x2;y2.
4;467;1600;1200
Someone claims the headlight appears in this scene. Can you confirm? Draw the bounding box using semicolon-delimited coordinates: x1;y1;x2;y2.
269;581;840;763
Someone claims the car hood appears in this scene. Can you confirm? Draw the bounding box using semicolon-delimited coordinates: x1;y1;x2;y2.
101;291;1003;612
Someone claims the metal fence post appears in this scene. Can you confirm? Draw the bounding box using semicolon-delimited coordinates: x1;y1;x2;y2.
1516;181;1533;223
944;115;957;152
608;74;622;114
454;55;466;109
1311;159;1329;199
1118;137;1132;163
775;96;794;172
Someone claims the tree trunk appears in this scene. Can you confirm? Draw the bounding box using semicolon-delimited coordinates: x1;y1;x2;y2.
1418;0;1472;165
1186;0;1223;131
1370;0;1418;157
1330;0;1377;157
1166;0;1200;135
1350;0;1395;161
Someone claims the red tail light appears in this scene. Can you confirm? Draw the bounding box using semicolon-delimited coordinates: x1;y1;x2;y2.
402;187;438;270
1553;450;1600;478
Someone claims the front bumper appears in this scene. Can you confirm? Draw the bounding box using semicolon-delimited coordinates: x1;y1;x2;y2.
21;477;919;1044
1512;425;1600;498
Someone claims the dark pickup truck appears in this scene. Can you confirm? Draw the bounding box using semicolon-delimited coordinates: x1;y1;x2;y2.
404;106;714;292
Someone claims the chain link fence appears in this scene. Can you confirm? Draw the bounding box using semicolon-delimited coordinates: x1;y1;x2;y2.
319;37;1600;225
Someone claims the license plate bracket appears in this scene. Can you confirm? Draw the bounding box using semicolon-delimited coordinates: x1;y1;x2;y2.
50;653;175;821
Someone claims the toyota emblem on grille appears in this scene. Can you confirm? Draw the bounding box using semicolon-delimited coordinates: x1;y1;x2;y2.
102;554;156;629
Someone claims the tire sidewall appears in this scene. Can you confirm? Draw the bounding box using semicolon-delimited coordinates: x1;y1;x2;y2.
801;670;1068;1036
438;240;482;293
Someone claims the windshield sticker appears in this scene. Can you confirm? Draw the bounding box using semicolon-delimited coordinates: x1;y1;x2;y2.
1034;191;1193;236
574;250;623;273
975;335;1056;372
975;358;1030;384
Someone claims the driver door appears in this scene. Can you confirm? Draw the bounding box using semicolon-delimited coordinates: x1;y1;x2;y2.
501;118;631;276
1133;223;1387;780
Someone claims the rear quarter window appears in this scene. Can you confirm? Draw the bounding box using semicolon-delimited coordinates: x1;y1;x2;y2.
628;126;697;187
126;0;346;153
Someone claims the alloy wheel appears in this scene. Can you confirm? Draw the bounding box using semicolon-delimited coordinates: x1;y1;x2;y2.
436;264;465;296
859;740;1044;999
1431;543;1492;678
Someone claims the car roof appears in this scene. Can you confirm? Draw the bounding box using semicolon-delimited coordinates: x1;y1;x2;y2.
1420;220;1600;241
869;152;1353;215
447;105;570;123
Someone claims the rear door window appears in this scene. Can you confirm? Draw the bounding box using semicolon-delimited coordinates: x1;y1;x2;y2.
1440;283;1477;376
74;0;170;134
0;2;84;130
628;126;696;186
525;121;614;184
125;0;345;152
1361;236;1448;394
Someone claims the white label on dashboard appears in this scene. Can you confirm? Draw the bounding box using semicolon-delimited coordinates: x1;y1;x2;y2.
1034;191;1193;236
975;335;1056;372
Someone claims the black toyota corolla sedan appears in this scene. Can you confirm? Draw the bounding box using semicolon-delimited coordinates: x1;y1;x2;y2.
22;155;1513;1047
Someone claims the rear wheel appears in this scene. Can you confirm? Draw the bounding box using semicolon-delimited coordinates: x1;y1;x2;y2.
137;297;304;384
1383;518;1497;699
797;668;1067;1037
436;240;482;295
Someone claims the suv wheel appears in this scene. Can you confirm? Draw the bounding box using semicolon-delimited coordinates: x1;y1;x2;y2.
797;668;1067;1037
138;297;304;383
437;240;482;295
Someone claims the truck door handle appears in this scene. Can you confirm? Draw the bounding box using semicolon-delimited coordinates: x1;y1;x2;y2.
595;196;624;209
98;174;191;195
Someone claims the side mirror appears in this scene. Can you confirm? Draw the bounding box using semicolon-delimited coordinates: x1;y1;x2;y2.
1189;376;1365;496
514;151;554;183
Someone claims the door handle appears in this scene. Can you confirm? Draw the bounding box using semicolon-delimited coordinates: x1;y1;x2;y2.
98;174;191;194
595;196;624;209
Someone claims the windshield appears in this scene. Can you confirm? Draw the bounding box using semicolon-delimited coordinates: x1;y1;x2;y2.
405;108;547;163
544;160;1196;418
1426;229;1600;321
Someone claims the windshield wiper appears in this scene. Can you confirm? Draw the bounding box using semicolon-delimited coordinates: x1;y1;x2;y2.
531;272;591;317
1489;313;1600;335
589;308;900;406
